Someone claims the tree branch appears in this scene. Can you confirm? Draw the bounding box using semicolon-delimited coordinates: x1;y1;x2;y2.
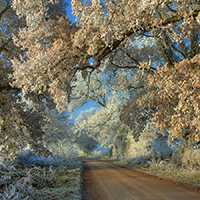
0;84;20;92
0;39;12;53
85;8;200;72
0;2;11;19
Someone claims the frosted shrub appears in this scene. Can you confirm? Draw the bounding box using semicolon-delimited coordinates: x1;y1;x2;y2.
182;148;200;168
47;141;79;159
126;122;172;165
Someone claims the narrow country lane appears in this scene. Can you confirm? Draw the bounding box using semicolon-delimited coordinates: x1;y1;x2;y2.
83;160;200;200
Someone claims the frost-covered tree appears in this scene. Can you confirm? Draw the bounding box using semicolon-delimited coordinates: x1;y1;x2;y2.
11;0;200;108
147;56;200;143
0;0;32;158
76;95;132;158
0;0;199;158
0;1;53;157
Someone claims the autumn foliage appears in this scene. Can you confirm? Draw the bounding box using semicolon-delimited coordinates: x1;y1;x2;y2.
0;0;200;158
147;55;200;142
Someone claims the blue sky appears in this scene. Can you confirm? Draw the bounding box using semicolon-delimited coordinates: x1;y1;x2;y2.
62;100;101;124
65;0;77;24
69;100;101;122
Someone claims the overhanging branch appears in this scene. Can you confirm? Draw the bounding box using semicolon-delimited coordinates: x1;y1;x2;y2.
0;3;11;19
82;8;200;72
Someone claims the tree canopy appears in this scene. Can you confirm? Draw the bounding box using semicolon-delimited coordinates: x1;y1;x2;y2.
11;0;200;108
0;0;200;158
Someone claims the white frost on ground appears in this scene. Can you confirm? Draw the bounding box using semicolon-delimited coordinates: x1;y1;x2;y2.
0;156;83;200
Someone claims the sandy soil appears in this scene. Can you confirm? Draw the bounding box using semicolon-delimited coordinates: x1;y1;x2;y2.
83;160;200;200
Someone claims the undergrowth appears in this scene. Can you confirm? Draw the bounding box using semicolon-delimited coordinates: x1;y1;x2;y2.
0;161;82;200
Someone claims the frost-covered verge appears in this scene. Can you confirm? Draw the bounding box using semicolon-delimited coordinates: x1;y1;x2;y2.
116;158;200;188
142;148;200;188
141;160;200;189
0;153;83;200
16;150;81;169
116;134;200;190
115;122;200;188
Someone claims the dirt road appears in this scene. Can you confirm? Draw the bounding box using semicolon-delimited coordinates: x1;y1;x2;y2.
83;160;200;200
